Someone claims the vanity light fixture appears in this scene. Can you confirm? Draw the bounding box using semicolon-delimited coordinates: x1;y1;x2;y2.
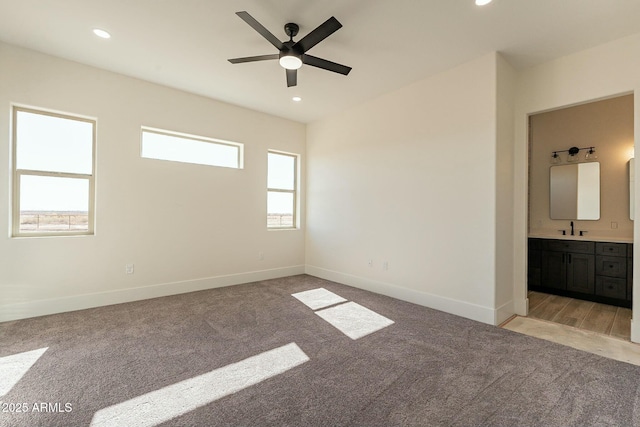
567;146;580;162
550;146;597;164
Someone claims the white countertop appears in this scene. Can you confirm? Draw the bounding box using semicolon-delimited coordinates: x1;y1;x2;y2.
528;233;633;244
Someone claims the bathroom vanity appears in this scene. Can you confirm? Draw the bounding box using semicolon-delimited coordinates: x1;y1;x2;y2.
528;237;633;308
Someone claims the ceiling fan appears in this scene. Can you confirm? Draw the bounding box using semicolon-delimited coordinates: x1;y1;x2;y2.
228;11;352;87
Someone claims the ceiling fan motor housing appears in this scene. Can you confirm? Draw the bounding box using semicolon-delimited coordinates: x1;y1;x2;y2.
284;23;299;39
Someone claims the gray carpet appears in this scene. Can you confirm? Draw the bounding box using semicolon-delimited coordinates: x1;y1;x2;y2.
1;274;640;426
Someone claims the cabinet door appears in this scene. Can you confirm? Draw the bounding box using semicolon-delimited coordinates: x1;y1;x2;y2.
566;252;595;294
542;251;566;290
528;249;541;288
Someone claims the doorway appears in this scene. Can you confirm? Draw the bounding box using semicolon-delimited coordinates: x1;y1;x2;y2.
524;94;635;342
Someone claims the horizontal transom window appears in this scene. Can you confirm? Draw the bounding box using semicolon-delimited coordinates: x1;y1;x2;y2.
141;127;243;169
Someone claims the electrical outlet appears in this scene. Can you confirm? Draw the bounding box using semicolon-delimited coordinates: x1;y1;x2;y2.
125;264;134;274
368;259;373;267
383;261;389;271
611;221;618;229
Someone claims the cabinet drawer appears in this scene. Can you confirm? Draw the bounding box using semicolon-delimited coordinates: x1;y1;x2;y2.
596;256;627;278
596;242;627;257
546;240;594;254
595;276;627;300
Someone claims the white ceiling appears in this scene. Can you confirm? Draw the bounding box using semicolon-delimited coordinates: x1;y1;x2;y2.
1;0;640;123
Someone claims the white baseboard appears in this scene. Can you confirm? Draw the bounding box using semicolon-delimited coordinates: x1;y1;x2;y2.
305;265;499;325
0;265;305;323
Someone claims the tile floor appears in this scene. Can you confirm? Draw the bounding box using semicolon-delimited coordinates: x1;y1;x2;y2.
527;291;632;340
502;291;640;366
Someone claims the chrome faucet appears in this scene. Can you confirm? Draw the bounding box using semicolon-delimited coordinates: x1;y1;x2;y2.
570;221;574;236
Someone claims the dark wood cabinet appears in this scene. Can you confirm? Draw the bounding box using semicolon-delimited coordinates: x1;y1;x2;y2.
566;252;595;294
595;242;629;301
540;240;594;293
541;250;566;290
528;239;542;288
528;238;632;308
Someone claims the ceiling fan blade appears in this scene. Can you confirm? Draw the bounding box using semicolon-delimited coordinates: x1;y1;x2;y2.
286;69;297;87
236;11;284;50
294;16;342;53
303;55;351;75
228;54;279;64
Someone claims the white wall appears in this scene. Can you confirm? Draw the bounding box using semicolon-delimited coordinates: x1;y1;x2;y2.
495;54;517;323
306;53;507;324
0;42;306;321
513;33;640;340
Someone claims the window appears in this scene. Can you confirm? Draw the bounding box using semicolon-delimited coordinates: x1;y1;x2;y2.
12;107;96;236
141;127;243;169
267;151;298;228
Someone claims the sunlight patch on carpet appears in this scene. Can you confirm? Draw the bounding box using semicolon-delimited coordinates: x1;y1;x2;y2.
0;347;48;396
90;343;309;427
315;302;394;340
291;287;347;310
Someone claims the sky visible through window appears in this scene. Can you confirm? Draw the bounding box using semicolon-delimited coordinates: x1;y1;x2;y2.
268;152;296;227
16;110;93;212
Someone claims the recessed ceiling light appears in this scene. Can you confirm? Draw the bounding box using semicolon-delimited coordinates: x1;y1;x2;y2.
93;28;111;39
292;96;302;102
475;0;492;5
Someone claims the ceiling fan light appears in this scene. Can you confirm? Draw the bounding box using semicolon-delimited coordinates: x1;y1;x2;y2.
92;28;111;39
279;55;302;70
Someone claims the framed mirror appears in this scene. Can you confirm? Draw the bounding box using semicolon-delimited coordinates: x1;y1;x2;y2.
550;162;600;220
